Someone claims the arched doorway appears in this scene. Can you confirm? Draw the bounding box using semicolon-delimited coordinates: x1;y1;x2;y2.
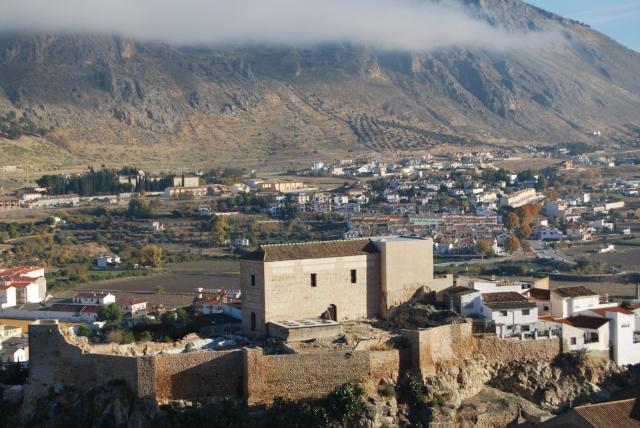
327;304;337;321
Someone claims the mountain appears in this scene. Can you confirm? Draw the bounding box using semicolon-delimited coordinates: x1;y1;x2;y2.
1;0;639;170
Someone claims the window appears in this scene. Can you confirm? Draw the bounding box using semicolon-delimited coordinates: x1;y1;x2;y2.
500;311;508;317
543;305;550;311
570;337;577;345
251;274;256;287
250;312;256;331
350;269;357;284
522;309;530;316
310;273;317;287
522;325;530;332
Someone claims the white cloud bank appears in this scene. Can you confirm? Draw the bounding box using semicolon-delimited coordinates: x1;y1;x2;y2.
0;0;556;51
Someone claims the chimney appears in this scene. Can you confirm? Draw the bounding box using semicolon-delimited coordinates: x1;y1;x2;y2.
636;283;640;301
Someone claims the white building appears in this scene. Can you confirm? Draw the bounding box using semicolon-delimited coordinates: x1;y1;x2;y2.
0;266;47;307
499;188;539;208
480;292;538;337
539;227;564;241
550;287;601;319
96;254;121;268
72;292;116;306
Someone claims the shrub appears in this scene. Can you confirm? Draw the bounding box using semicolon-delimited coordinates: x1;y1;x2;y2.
267;396;329;428
76;324;90;337
327;383;365;424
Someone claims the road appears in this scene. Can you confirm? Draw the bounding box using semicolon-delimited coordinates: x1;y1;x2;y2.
531;240;576;266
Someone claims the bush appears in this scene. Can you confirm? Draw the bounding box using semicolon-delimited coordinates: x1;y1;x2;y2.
76;324;90;337
267;396;329;428
327;383;365;424
379;383;396;398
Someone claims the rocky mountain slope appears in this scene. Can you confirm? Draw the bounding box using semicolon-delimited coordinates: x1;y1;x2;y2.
1;0;639;169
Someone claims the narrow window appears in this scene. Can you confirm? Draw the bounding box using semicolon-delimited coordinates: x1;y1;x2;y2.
522;309;530;316
310;273;317;287
251;274;256;287
350;269;357;284
250;312;256;331
570;337;576;345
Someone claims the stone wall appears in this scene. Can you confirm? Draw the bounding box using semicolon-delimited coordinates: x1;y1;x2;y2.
402;323;475;376
27;321;401;407
26;321;145;402
155;350;244;402
474;336;560;366
245;348;401;405
402;322;561;376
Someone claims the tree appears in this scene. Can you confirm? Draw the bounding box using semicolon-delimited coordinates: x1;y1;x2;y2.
504;235;521;254
154;284;164;294
476;241;494;259
76;324;90;337
140;244;164;268
98;303;123;324
128;198;153;218
504;212;520;230
211;215;228;246
517;223;532;239
546;188;561;201
517;203;542;226
521;239;532;254
138;331;153;342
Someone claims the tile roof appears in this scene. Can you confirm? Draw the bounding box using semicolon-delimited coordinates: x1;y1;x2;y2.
528;288;551;300
562;315;609;330
590;306;633;316
482;292;536;310
445;286;478;296
240;239;379;262
484;301;537;310
574;398;640;427
552;286;598;298
482;292;528;303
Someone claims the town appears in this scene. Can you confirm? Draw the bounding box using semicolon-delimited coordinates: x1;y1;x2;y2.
1;146;640;426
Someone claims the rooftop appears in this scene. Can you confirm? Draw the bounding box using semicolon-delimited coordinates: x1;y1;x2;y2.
240;239;379;262
553;286;598;298
482;292;529;303
573;398;640;427
528;288;551;301
445;286;479;296
562;315;610;330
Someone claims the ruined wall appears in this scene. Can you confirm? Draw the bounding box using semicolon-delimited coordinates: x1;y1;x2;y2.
245;348;400;405
402;323;474;376
474;336;560;366
154;350;244;402
27;321;402;407
26;321;148;402
402;322;561;376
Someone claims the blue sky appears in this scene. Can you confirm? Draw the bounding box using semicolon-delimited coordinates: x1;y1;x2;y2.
528;0;640;52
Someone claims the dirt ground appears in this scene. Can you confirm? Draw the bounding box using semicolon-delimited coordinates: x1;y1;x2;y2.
562;243;640;271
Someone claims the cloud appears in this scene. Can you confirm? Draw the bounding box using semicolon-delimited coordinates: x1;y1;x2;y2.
0;0;557;51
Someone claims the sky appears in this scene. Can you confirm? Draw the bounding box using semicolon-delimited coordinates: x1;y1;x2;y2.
0;0;557;52
528;0;640;52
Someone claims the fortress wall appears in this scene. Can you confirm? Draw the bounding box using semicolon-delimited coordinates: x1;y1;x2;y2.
245;348;373;405
154;350;244;402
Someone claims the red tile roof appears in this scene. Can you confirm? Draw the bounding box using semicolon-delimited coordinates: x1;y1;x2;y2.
528;288;550;300
590;306;633;316
540;315;609;329
573;398;640;427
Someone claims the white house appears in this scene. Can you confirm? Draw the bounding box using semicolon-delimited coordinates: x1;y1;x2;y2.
555;315;610;355
550;287;601;319
582;307;640;366
539;227;564;241
444;287;483;316
0;266;47;306
116;298;148;314
72;292;116;306
0;285;17;309
96;254;121;268
480;292;539;337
